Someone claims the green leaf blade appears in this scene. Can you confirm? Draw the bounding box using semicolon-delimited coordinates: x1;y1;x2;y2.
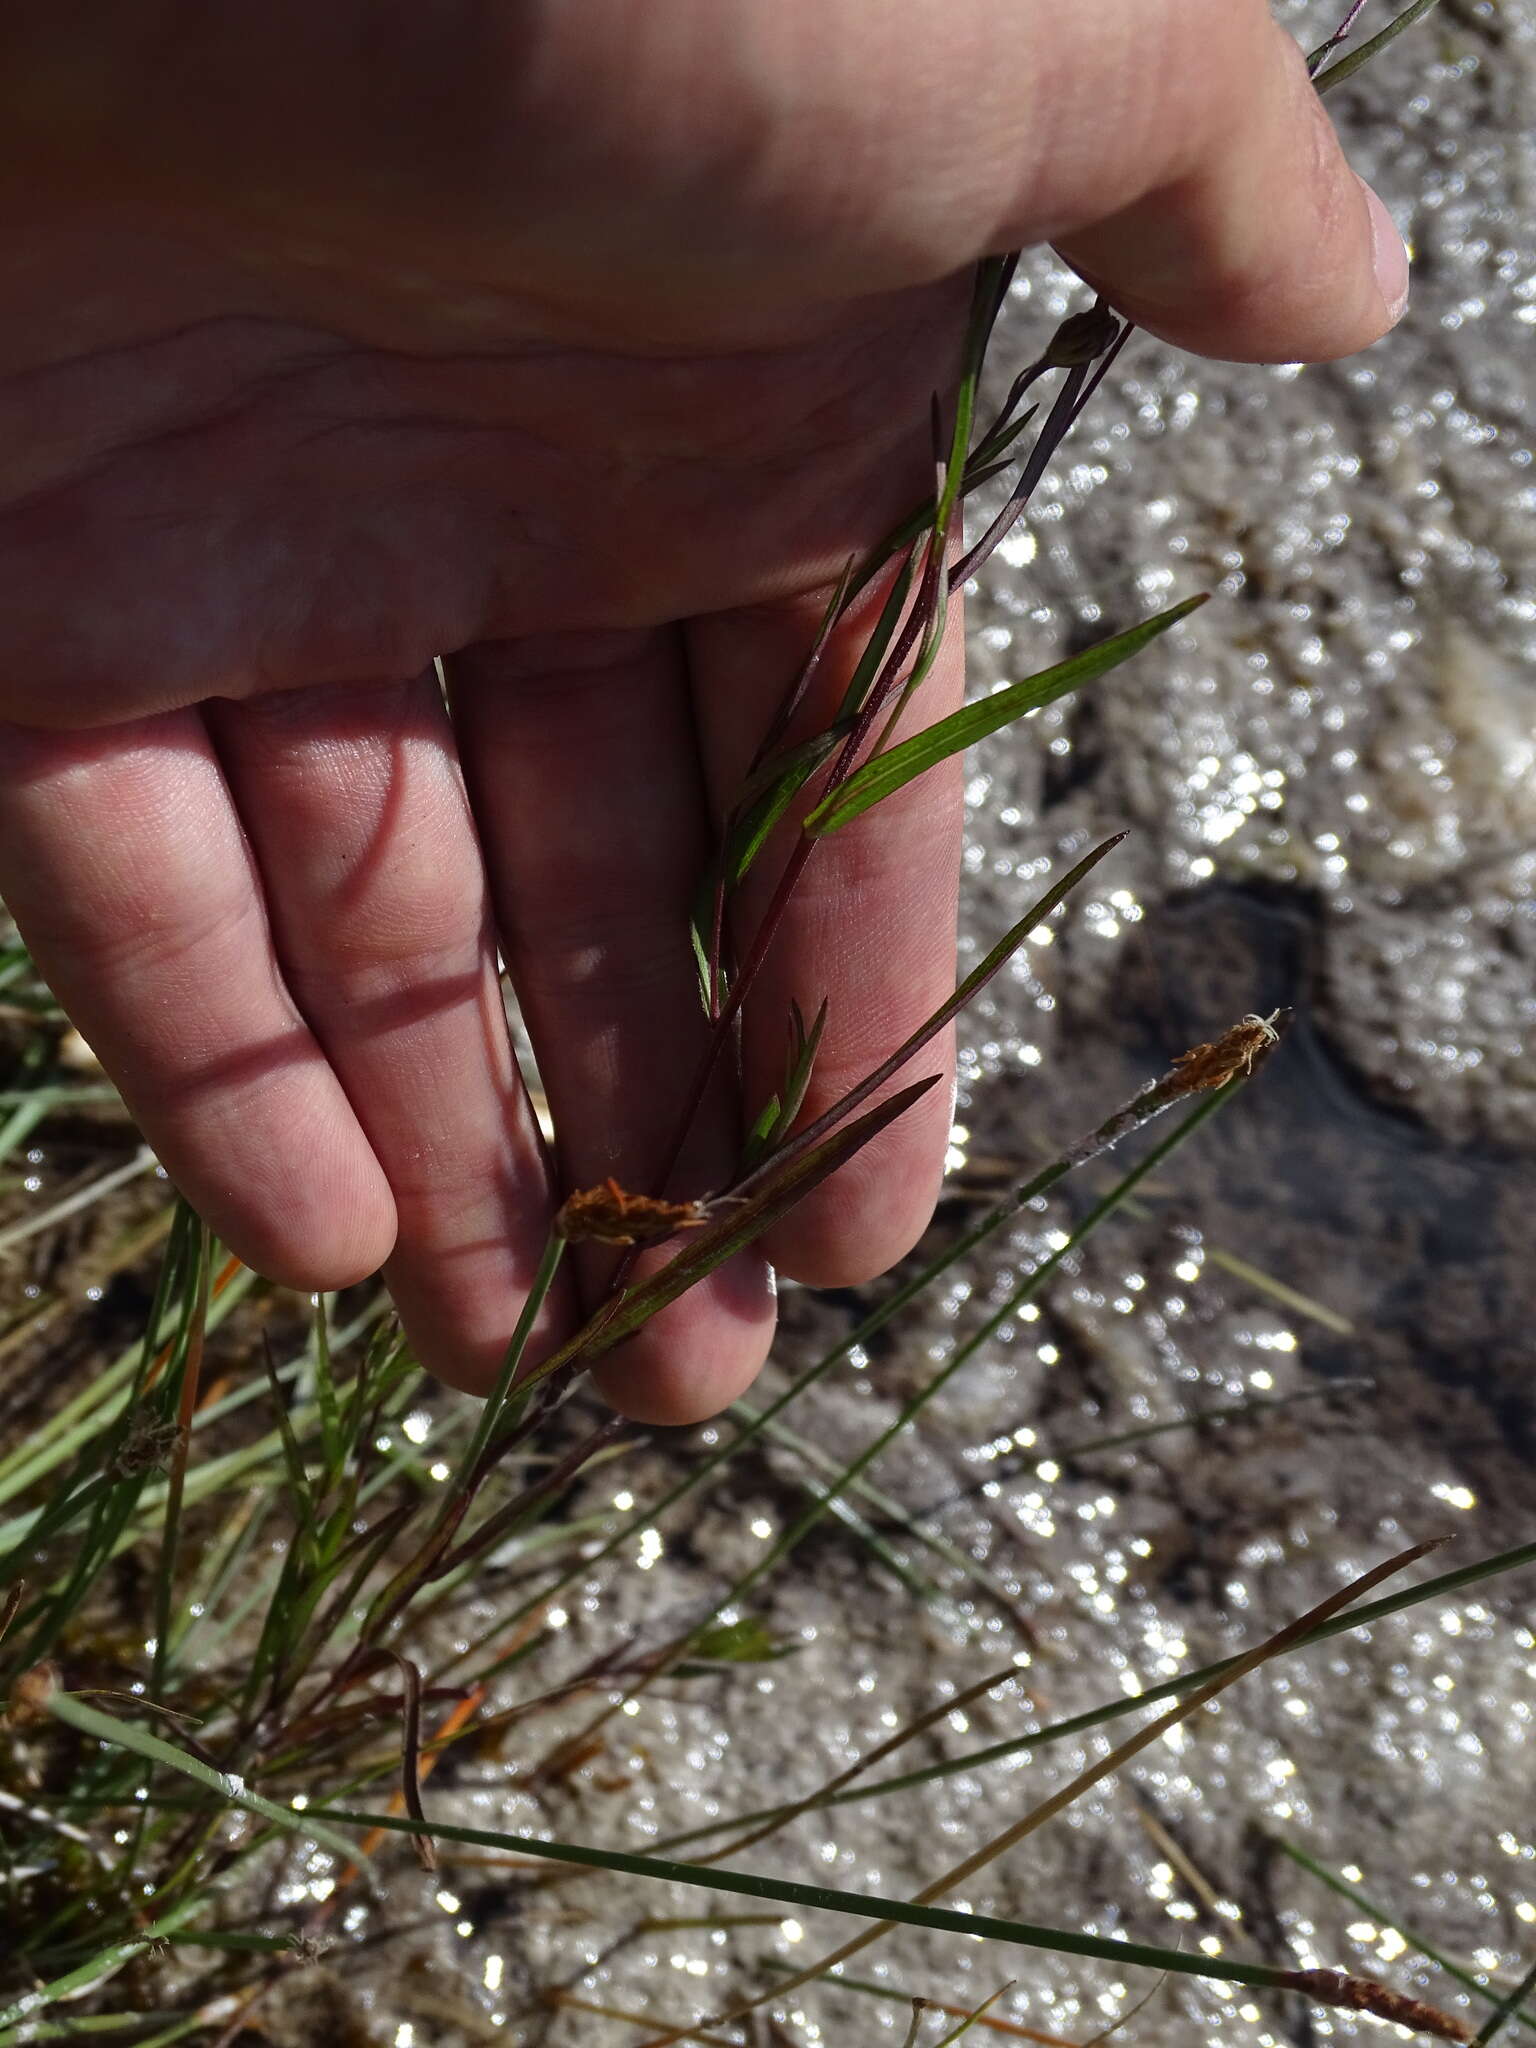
807;594;1207;837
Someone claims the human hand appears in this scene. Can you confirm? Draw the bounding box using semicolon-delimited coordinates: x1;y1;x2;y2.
0;1;1407;1421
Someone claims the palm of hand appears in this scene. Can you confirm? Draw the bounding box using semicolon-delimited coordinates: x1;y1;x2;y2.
0;263;967;1421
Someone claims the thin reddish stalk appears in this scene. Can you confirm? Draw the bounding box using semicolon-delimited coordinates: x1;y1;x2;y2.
727;833;1125;1202
650;312;1123;1218
948;360;1091;590
744;552;857;777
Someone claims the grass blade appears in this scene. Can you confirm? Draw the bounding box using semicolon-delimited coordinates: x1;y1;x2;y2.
738;834;1124;1193
720;726;848;890
728;1541;1445;2033
932;1984;1018;2046
749;1536;1536;1822
807;597;1206;836
740;998;829;1174
46;1691;360;1863
300;1797;1464;2038
0;1901;208;2030
1271;1835;1536;2037
1476;1961;1536;2048
576;1059;1255;1805
760;1966;1078;2046
455;1230;566;1491
1313;0;1440;90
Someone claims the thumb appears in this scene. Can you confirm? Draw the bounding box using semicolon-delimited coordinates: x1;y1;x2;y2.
1045;2;1409;362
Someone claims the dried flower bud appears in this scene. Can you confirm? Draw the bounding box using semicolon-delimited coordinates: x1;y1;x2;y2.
114;1414;186;1477
1279;1968;1471;2044
1043;302;1121;369
1165;1010;1285;1096
554;1178;706;1248
6;1660;59;1727
285;1932;334;1965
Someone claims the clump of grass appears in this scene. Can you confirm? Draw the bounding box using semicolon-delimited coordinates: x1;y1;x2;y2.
1;3;1526;2041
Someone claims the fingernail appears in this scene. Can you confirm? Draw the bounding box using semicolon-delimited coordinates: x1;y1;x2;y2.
1361;181;1410;325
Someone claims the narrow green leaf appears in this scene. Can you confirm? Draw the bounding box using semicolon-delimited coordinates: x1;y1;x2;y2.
889;284;993;738
310;1291;343;1485
1272;1836;1536;2038
291;1498;419;1673
0;1899;208;2030
1472;1958;1536;2046
302;1801;1363;2004
794;1535;1536;1820
1312;0;1440;90
587;1075;938;1351
160;1929;313;1954
259;1334;316;1530
748;1540;1438;2018
780;997;828;1132
723;725;847;888
46;1691;360;1862
578;1077;1252;1841
748;836;1122;1189
149;1218;211;1702
967;402;1040;479
740;998;829;1173
835;555;917;721
931;1983;1016;2046
807;595;1207;837
456;1231;566;1491
689;903;713;1011
0;2014;205;2044
739;1092;783;1175
742;552;857;776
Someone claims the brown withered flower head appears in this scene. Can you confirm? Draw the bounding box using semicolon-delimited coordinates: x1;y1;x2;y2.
1278;1968;1471;2044
1166;1009;1284;1097
554;1178;707;1249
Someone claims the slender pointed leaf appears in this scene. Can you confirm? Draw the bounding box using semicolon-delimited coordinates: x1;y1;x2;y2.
808;596;1206;836
1272;1836;1536;2038
776;996;828;1136
740;1092;783;1174
742;836;1122;1192
723;725;847;887
46;1692;360;1861
752;1535;1536;1822
932;1984;1017;2046
590;1074;938;1355
0;1899;209;2030
744;551;857;775
1312;0;1439;90
311;1292;343;1485
300;1801;1434;2015
259;1334;317;1532
1475;1961;1536;2048
835;554;917;721
741;997;830;1173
